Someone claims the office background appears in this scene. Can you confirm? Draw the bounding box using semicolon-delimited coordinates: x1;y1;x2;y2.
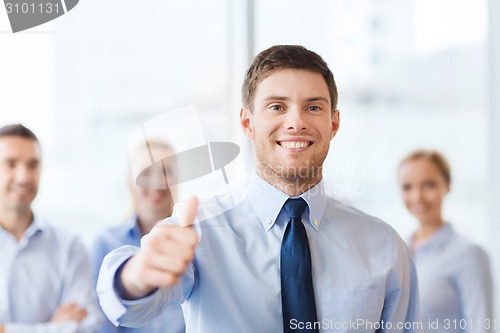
1;0;499;325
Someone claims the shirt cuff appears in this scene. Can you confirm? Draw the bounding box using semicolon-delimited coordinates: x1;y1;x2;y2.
96;245;174;328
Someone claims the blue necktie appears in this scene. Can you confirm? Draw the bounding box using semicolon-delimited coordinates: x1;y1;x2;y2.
281;198;319;333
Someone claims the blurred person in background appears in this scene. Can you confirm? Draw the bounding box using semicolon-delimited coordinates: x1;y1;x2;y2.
0;123;103;333
398;149;493;333
90;140;185;333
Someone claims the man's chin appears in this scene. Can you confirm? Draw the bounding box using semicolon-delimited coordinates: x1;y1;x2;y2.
276;164;322;180
11;202;33;212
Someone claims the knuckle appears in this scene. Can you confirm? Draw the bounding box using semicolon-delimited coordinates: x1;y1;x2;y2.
147;235;164;248
158;273;177;288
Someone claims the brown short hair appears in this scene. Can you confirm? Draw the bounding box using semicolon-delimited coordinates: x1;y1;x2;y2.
399;149;451;184
0;123;39;142
242;45;338;112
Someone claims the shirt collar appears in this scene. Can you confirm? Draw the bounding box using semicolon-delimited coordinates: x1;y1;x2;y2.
0;214;46;244
413;222;454;252
246;171;327;232
127;215;142;239
24;214;46;238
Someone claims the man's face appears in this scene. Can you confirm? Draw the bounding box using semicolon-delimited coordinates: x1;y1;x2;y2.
240;68;340;185
129;146;176;221
0;136;41;211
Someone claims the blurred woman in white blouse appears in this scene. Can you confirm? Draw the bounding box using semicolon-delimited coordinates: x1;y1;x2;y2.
398;149;493;333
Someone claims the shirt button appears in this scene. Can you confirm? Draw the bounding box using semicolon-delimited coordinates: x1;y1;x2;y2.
266;219;272;225
313;219;319;226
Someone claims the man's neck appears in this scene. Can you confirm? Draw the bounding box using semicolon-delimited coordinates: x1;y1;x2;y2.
256;167;322;197
137;212;171;236
0;206;33;241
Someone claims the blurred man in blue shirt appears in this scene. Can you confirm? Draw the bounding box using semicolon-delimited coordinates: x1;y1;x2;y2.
0;124;103;333
97;45;422;333
90;140;185;333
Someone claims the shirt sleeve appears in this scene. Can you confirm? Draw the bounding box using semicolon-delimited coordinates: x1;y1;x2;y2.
455;245;493;333
379;230;422;333
61;238;105;333
96;245;194;328
88;236;120;333
89;235;110;288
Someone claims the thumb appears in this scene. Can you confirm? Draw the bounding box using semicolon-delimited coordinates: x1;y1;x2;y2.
180;196;199;227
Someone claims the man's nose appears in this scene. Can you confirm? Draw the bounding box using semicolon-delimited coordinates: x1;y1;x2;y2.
14;165;34;183
285;107;308;131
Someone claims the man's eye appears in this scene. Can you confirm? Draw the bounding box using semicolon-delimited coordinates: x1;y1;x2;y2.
308;105;321;111
28;161;39;170
269;105;283;111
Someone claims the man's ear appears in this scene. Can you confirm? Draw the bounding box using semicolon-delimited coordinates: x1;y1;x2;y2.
330;109;340;140
240;107;255;140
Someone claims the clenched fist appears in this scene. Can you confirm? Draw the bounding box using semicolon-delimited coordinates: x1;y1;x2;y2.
120;197;199;299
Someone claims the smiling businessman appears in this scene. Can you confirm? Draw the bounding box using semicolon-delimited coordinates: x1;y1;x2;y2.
0;124;103;333
97;45;421;333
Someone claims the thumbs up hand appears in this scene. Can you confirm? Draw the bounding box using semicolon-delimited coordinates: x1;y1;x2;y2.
120;197;199;299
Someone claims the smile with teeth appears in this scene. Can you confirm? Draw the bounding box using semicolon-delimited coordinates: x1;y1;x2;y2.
278;141;312;149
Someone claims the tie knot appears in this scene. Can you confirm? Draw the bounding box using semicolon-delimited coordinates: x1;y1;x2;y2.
283;198;307;219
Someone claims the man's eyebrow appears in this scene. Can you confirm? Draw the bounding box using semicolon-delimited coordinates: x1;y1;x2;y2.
263;96;289;102
262;96;330;103
305;97;330;103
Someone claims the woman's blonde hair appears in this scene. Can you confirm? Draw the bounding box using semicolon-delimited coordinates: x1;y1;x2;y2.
399;149;451;185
